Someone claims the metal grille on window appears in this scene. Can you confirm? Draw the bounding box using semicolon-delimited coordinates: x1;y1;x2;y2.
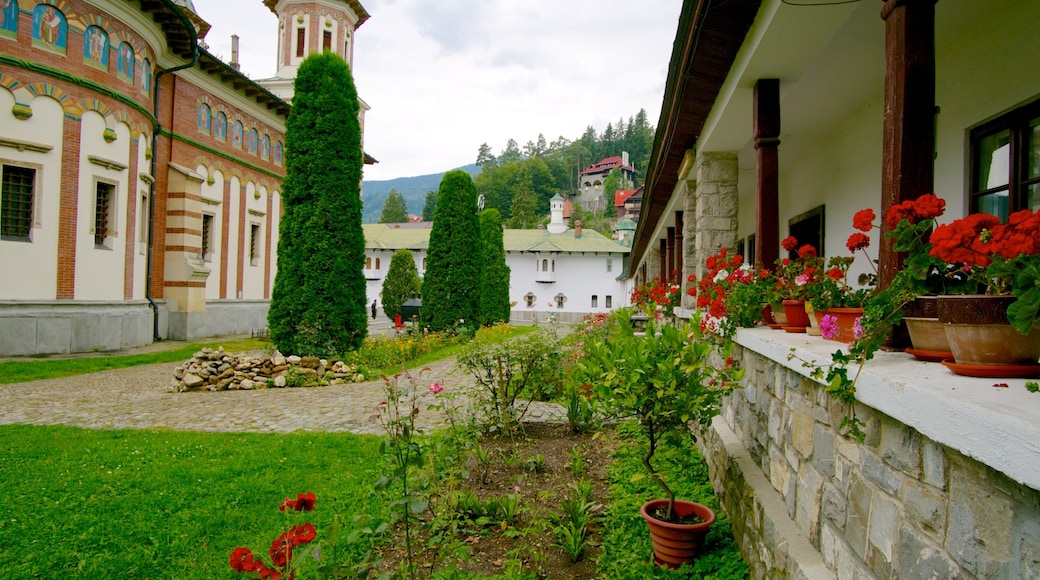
201;214;213;261
95;182;113;246
250;224;260;264
1;165;34;240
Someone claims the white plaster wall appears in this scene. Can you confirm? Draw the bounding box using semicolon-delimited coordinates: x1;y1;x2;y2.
933;0;1040;218
506;252;630;315
199;166;224;300
241;181;267;299
132;131;150;300
74;112;129;300
226;176;241;298
0;92;62;300
268;190;280;296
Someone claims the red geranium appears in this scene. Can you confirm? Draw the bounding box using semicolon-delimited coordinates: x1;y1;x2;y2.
280;492;316;512
846;232;870;252
781;236;798;251
853;208;875;232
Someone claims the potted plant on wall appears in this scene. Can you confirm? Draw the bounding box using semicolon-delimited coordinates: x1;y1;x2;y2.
573;308;743;568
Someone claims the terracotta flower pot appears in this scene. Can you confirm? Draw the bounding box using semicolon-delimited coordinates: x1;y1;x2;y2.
937;295;1040;367
818;307;864;343
640;499;716;569
768;301;788;329
904;316;952;353
781;299;809;333
805;302;822;336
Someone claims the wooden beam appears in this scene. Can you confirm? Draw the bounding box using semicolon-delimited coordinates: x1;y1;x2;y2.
754;78;780;270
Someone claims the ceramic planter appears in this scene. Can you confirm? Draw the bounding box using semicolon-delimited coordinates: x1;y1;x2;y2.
817;307;864;343
781;299;809;333
640;499;716;569
937;295;1040;373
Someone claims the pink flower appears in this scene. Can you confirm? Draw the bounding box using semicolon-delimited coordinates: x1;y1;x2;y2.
795;274;810;286
853;317;864;340
819;314;839;340
429;382;443;395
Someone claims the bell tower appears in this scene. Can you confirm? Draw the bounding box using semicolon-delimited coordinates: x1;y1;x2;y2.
258;0;370;102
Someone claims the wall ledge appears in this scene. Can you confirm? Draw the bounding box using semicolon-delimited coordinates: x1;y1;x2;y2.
732;327;1040;491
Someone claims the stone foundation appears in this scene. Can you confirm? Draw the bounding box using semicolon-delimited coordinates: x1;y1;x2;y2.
697;328;1040;579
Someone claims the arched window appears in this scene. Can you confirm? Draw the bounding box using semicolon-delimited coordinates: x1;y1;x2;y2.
215;112;227;141
247;128;258;154
273;141;283;165
375;257;381;270
197;103;211;134
524;293;536;308
551;260;555;272
117;42;134;82
541;259;548;272
365;257;371;269
555;294;565;309
231;121;244;148
422;258;427;270
83;25;109;68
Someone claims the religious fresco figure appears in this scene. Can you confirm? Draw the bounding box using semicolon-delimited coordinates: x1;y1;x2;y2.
198;103;211;133
231;120;243;148
247;128;258;154
142;57;151;95
32;4;66;52
0;0;19;38
117;42;134;82
273;141;283;165
215;112;227;140
260;135;270;160
84;25;109;67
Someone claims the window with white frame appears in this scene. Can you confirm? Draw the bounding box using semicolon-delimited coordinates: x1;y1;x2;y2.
1;164;35;242
605;295;612;308
606;258;613;273
591;295;598;308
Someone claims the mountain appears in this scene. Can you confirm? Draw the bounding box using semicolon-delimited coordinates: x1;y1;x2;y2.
361;164;481;222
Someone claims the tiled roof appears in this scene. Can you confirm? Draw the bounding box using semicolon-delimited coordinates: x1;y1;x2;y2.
362;224;629;254
580;156;637;176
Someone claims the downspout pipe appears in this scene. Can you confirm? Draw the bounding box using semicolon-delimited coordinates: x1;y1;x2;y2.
146;2;199;342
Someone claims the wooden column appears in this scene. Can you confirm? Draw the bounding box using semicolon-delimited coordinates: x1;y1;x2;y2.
879;0;936;289
666;226;676;280
659;239;667;282
754;79;780;270
674;211;684;283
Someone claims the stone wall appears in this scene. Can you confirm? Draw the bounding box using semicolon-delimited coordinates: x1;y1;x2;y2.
698;333;1040;579
0;300;161;356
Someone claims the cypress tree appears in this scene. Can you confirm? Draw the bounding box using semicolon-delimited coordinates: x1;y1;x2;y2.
268;52;366;356
421;170;481;331
381;249;421;320
478;208;511;326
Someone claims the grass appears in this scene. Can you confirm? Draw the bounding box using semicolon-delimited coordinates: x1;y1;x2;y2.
0;425;386;578
597;423;750;579
0;338;270;385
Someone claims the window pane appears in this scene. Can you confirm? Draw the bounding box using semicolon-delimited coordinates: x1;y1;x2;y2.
977;129;1010;191
975;191;1009;221
1028;182;1040;212
95;182;113;246
1028;117;1040;179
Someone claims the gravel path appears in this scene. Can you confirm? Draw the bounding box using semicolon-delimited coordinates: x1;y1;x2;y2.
0;357;568;435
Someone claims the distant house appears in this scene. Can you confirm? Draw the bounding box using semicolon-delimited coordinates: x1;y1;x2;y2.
613;184;643;220
363;201;630;323
577;153;637;211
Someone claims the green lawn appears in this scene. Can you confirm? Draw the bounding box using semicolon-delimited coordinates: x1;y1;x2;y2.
0;425;386;578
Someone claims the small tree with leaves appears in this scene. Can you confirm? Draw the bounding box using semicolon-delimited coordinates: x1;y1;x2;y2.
381;249;422;321
421;170;482;331
379;188;409;223
478;208;511;325
268;52;366;356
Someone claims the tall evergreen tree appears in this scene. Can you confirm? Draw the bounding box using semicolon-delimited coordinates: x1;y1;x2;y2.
421;190;437;221
421;170;482;331
379;188;409;223
478;208;511;326
507;166;537;228
381;249;422;320
268;52;366;355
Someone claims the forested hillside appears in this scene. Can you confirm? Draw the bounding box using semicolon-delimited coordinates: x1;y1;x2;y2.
361;164;479;223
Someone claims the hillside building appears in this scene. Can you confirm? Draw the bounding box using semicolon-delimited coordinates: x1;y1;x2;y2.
576;152;636;211
0;0;371;356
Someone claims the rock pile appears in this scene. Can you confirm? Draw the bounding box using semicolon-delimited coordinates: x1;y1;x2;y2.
173;347;365;392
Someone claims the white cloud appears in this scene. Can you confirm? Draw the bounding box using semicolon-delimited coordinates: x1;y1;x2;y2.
196;0;680;181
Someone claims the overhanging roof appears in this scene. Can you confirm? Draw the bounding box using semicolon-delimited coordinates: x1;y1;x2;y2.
629;0;762;274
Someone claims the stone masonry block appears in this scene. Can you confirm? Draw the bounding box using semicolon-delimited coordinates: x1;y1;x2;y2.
901;479;946;536
37;317;72;355
813;423;836;478
861;451;902;496
922;439;947;490
946;459;1013;577
0;318;38;356
789;394;815;458
867;490;899;565
879;416;921;478
70;315;101;353
846;475;873;560
821;481;846;529
795;462;823;544
898;524;963;579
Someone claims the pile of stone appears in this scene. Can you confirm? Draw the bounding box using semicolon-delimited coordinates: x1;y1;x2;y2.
173;347;365;392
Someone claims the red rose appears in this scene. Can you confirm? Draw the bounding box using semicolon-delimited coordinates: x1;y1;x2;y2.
781;236;798;251
846;232;870;252
852;209;875;232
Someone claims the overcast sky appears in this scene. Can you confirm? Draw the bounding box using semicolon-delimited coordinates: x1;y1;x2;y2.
196;0;682;182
